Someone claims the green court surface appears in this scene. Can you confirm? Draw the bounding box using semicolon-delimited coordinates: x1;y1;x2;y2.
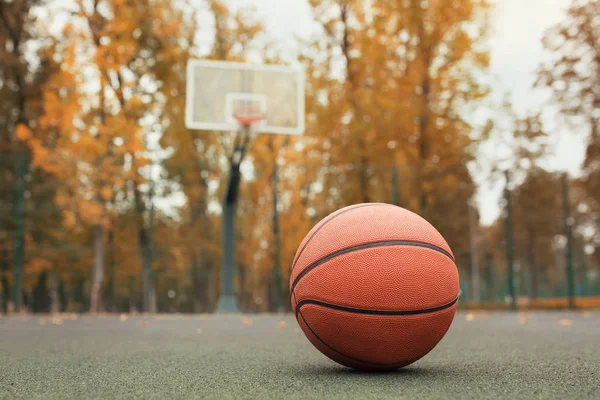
1;311;598;399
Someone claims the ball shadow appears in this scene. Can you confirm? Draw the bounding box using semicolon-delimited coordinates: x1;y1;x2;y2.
289;363;450;379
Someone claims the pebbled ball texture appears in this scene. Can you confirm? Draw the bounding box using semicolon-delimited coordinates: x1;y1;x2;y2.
290;203;459;371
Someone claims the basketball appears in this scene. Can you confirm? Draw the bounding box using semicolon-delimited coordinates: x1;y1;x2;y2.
290;203;459;371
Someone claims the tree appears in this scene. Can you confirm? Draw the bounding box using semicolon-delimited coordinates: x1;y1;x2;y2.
80;0;199;313
537;0;600;264
304;0;491;261
20;0;202;313
0;0;58;312
512;168;563;298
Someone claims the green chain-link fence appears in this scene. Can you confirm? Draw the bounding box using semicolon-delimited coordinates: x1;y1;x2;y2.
1;151;599;313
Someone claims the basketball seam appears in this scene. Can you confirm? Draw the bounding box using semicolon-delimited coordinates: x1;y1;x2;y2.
290;240;456;295
292;290;299;312
297;309;409;367
296;296;458;317
290;203;393;274
297;304;456;367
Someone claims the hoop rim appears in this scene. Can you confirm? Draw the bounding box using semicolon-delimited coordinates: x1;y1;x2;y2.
233;113;266;127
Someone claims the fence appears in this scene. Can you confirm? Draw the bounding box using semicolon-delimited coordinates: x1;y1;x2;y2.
1;151;599;313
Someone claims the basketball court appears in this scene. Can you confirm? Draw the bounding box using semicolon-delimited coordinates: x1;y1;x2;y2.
1;311;598;399
3;0;600;399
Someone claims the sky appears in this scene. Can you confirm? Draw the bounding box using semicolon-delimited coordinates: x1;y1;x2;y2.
227;0;582;225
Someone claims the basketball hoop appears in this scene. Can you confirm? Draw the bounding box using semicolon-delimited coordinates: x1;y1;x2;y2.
233;109;266;130
185;60;304;135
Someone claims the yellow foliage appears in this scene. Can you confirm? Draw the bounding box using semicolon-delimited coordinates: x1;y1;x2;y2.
100;186;113;201
15;0;496;312
15;123;32;140
62;210;78;229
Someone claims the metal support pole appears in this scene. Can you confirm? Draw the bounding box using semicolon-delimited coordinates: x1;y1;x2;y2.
272;157;282;312
561;173;576;309
579;246;587;296
469;201;480;303
217;199;238;313
216;125;251;313
146;168;156;313
486;252;494;302
12;153;25;312
504;171;516;310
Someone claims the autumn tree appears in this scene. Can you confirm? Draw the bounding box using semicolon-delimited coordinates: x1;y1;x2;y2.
512;168;563;298
537;0;600;263
385;0;490;262
303;0;490;262
80;0;200;313
0;0;64;312
18;0;203;313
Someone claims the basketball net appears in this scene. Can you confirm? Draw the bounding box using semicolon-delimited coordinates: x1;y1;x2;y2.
233;106;265;131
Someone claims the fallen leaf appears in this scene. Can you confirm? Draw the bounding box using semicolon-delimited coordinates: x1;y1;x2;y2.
277;321;287;328
51;317;64;326
119;314;128;322
558;319;573;326
241;317;253;326
142;321;149;328
465;313;475;321
518;312;528;326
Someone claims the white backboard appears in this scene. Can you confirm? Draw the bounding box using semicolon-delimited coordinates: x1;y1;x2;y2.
186;60;305;135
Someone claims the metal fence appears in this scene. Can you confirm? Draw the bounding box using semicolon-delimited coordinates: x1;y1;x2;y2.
1;151;599;313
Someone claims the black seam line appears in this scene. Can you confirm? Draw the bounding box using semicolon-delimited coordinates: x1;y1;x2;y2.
297;309;407;366
291;240;456;295
298;310;429;367
296;296;458;317
292;290;298;310
290;203;395;274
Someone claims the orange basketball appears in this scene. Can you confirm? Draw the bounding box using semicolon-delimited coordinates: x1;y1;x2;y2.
290;203;459;371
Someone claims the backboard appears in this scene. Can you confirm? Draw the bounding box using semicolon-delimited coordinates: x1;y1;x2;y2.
186;60;305;135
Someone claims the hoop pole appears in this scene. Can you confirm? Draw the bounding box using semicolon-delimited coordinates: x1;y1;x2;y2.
216;124;254;313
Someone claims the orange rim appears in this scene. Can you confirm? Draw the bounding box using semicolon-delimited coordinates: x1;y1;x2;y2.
233;113;265;127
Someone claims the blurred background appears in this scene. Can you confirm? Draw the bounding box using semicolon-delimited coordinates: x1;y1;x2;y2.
0;0;598;314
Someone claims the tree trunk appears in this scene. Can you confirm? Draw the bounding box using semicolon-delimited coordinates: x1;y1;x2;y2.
359;154;370;203
132;182;156;313
58;277;67;313
417;77;430;214
192;256;215;313
89;223;104;313
338;4;370;204
138;225;156;313
49;272;60;314
411;0;431;215
527;230;538;299
0;248;10;313
73;276;85;313
33;271;50;313
192;257;203;313
105;228;116;312
128;276;138;313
